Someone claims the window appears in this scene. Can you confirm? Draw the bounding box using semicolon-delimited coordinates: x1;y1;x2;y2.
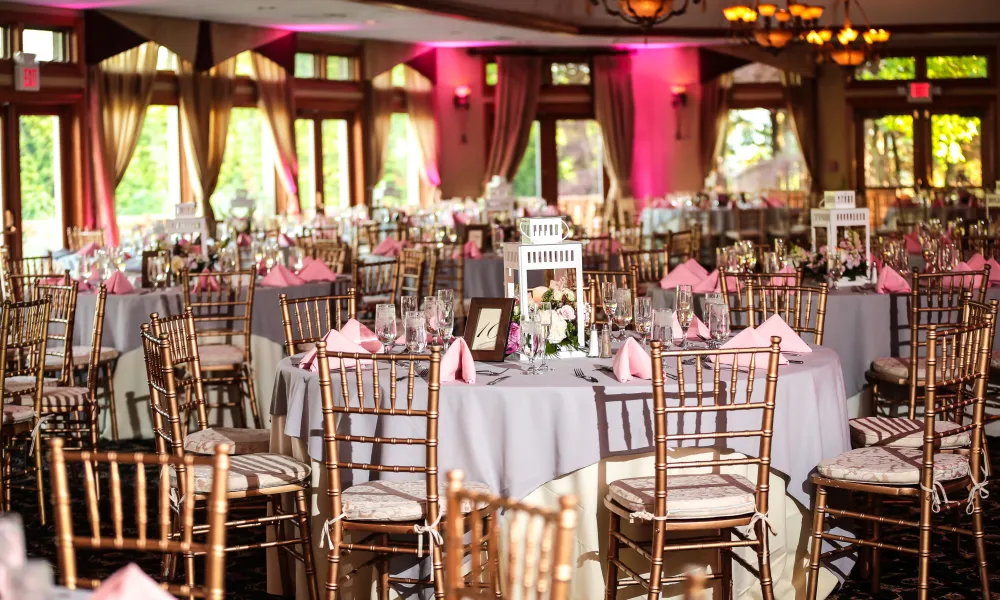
732;62;782;84
295;117;352;215
215;107;276;216
326;56;353;81
234;51;254;76
117;105;181;228
927;55;988;79
295;119;316;213
375;113;419;208
294;53;316;78
22;28;67;62
512;121;540;197
550;62;590;85
930;114;981;187
716;108;808;193
156;46;177;71
485;62;498;86
557;120;603;224
855;56;916;81
863;114;914;188
19;114;63;256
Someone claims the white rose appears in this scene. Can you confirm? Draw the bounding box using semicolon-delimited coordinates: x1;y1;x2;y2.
551;288;565;302
565;290;575;302
556;305;575;321
547;313;568;344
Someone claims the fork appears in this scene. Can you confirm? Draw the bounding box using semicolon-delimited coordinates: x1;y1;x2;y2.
486;375;511;386
573;368;599;383
476;368;510;377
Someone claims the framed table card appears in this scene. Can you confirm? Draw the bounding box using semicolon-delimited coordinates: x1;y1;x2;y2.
464;298;514;362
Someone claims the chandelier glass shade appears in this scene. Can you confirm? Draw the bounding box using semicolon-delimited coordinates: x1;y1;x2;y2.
590;0;700;28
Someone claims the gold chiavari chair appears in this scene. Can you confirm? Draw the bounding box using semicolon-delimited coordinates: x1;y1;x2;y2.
575;236;614;271
314;239;349;274
806;308;995;600
21;286;107;456
0;297;50;522
66;227;105;252
427;245;465;318
725;208;768;246
613;226;643;250
13;252;54;276
444;470;577;600
180;269;261;429
718;269;754;331
667;229;702;265
619;249;670;295
604;338;783;600
867;267;990;419
6;270;71;302
38;283;78;386
278;290;358;355
0;247;13;301
352;258;400;321
49;437;230;598
584;266;639;327
141;325;319;597
360;223;383;250
149;309;272;455
315;341;494;599
746;281;830;345
958;235;1000;260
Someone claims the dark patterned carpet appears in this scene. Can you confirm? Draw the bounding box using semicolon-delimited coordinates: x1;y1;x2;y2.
16;438;1000;598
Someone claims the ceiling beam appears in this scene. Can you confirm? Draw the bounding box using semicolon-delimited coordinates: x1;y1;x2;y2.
344;0;579;35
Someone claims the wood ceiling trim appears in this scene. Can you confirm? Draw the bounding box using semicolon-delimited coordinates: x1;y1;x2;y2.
346;0;578;34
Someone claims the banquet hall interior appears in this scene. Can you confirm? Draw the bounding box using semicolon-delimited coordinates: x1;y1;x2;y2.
0;0;999;598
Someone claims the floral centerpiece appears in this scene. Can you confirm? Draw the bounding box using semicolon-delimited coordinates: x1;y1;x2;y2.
789;230;868;280
169;240;217;274
506;278;586;357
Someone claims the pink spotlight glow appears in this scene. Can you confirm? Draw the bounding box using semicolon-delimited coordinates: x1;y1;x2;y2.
612;42;685;50
58;0;151;8
274;23;364;33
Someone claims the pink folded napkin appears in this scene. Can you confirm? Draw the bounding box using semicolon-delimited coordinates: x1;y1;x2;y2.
672;313;710;340
967;253;986;270
965;254;1000;285
40;276;64;285
91;563;174;600
104;271;134;295
903;232;921;254
340;319;383;354
260;264;305;288
193;274;219;293
453;211;471;226
755;314;812;353
692;270;742;294
770;265;797;286
440;338;476;384
278;233;296;247
237;233;252;247
943;262;983;290
75;242;98;258
875;267;912;294
297;259;338;282
611;338;653;383
764;195;785;208
465;240;482;259
683;259;709;278
76;279;91;292
717;328;788;369
373;238;404;257
659;264;703;289
987;258;1000;285
298;329;372;372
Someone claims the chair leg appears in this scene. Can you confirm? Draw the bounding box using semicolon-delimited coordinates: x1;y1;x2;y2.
970;491;990;599
104;362;119;442
271;496;291;591
377;536;390;600
646;519;667;600
719;544;732;600
243;363;262;429
431;529;446;600
604;511;620;600
294;490;319;600
326;523;341;600
0;436;7;513
754;520;774;600
917;485;934;600
870;495;882;594
34;430;46;525
805;486;828;600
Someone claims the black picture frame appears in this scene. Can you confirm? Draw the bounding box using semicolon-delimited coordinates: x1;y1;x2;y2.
464;297;514;362
463;224;491;252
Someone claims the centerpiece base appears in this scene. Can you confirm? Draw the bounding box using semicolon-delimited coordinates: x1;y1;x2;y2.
834;277;872;288
518;348;587;361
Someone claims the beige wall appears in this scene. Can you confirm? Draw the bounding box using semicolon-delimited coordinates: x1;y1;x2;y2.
434;48;487;198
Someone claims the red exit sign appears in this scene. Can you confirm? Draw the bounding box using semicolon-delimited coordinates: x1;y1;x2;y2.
908;81;933;103
13;52;39;92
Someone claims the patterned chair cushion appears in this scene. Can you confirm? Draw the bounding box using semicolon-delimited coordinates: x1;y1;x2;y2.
3;404;34;425
849;417;971;449
870;357;919;380
184;427;271;456
361;294;391;307
607;473;757;519
71;345;120;364
724;230;762;241
991;351;1000;371
199;344;246;367
5;376;60;394
170;453;310;494
342;479;493;522
13;386;89;409
816;447;969;485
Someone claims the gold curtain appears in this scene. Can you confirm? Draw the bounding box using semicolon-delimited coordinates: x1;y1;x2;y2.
403;66;440;209
780;71;818;191
699;73;733;185
88;41;160;245
483;56;543;184
593;54;635;225
251;52;299;215
177;58;237;236
367;71;394;204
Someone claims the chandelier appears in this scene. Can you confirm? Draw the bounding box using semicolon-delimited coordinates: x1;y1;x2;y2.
806;0;891;67
722;1;826;50
589;0;701;29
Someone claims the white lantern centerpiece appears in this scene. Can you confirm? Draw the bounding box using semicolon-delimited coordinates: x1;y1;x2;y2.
503;217;587;358
810;190;872;286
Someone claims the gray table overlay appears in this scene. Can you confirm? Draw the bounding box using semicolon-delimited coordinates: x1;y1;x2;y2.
270;345;850;508
74;278;352;353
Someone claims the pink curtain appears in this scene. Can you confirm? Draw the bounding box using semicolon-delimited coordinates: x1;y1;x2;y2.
88;42;160;245
403;66;440;208
699;74;733;184
251;52;300;215
780;71;818;191
593;54;635;225
483;56;542;185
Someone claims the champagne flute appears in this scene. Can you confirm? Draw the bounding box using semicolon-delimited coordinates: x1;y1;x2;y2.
537;302;552;370
520;321;541;375
437;289;455;320
423;296;440;345
613;288;633;340
375;304;397;354
706;301;731;349
675;284;694;349
438;306;455;349
601;281;617;325
634;296;652;346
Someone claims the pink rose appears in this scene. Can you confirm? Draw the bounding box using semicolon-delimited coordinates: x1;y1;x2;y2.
506;322;521;355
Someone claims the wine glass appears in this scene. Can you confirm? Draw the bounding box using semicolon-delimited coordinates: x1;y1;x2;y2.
601;281;618;325
634;296;652;346
438;305;455;349
651;308;674;347
612;288;633;340
520;321;541;375
423;296;440;345
404;312;427;355
401;295;418;319
537;302;552;370
828;250;846;289
674;284;694;349
706;301;731;349
375;304;398;354
437;289;455;319
289;246;305;272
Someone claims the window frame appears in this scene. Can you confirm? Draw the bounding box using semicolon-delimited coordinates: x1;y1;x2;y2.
848;46;996;89
293;109;362;214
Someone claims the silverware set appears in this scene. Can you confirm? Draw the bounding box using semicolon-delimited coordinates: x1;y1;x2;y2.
476;368;510;377
486;375;511;386
573;368;599;383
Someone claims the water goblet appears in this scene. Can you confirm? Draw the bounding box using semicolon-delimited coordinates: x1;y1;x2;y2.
375;304;398;354
520;321;542;375
404;313;427;355
634;296;652;346
706;301;731;349
436;289;455;318
612;288;633;340
401;295;418;319
423;296;440;345
537;302;552;370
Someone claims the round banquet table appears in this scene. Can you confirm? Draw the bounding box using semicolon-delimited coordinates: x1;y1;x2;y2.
266;343;851;600
73;278;352;439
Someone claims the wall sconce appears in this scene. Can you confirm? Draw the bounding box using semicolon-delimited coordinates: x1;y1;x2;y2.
671;84;688;140
454;84;472;144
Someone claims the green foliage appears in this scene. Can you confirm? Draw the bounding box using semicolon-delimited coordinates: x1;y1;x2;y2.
294;53;316;78
322;119;349;210
931;114;981;187
295;119;315;212
19;115;57;221
551;62;590;85
512;121;540;197
485;62;498;86
215;107;276;216
855;57;916;81
376;113;414;208
556;120;603;198
327;56;352;81
927;55;987;79
863;114;914;187
117;105;174;217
